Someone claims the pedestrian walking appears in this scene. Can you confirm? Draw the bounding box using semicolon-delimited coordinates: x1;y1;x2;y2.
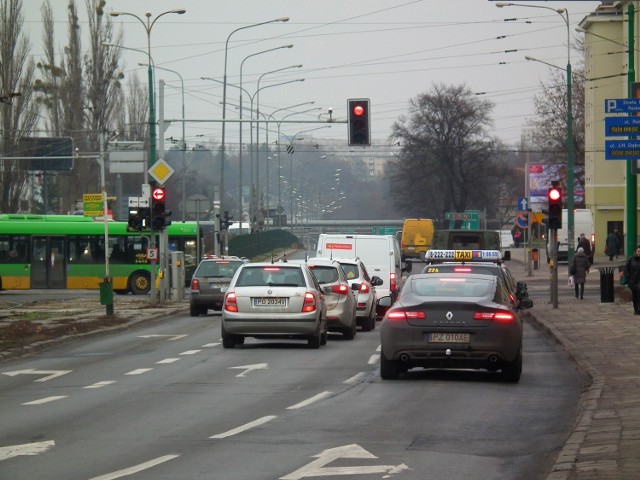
623;246;640;314
605;229;621;261
513;229;522;247
569;247;590;300
577;233;592;260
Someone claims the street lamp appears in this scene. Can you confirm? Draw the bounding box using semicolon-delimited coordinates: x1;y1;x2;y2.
496;2;575;269
140;63;186;220
220;17;290;220
110;9;186;172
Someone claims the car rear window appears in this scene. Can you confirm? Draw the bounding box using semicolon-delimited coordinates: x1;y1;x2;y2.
339;263;359;280
308;266;339;284
197;261;243;278
237;267;304;287
422;264;498;276
412;276;493;298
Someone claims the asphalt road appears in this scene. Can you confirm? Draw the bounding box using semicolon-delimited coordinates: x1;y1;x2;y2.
0;304;586;480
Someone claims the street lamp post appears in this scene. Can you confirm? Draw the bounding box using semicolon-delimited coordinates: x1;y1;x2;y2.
220;17;289;219
497;2;574;310
110;9;186;306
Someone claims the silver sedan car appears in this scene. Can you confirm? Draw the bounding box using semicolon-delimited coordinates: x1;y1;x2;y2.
221;262;328;349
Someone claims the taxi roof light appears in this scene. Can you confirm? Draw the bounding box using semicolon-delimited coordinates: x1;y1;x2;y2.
424;249;503;263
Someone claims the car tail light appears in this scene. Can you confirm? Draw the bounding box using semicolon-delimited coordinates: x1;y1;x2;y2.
386;309;426;321
330;284;350;295
390;272;398;292
302;292;317;312
191;279;200;291
453;267;472;273
473;310;515;323
224;292;238;312
359;282;370;293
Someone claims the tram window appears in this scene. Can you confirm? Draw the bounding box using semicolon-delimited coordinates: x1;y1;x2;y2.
0;235;28;263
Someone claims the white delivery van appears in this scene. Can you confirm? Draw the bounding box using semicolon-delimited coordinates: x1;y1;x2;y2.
317;234;402;304
546;209;595;263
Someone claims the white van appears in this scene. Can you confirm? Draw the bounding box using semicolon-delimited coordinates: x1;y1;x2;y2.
316;234;402;304
546;209;595;263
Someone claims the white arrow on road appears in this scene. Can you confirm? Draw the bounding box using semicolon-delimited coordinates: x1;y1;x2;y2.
2;369;71;382
0;440;55;461
229;363;268;377
280;444;409;479
138;334;188;341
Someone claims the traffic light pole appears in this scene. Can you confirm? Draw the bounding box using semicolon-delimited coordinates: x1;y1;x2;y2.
550;227;558;309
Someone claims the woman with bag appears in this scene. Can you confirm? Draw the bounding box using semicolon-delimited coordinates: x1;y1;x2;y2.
570;247;590;300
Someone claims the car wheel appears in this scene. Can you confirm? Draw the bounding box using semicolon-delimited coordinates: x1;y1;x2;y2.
221;324;237;349
380;352;400;380
320;328;328;346
308;327;321;349
501;347;522;383
189;304;200;317
361;311;372;332
343;318;356;340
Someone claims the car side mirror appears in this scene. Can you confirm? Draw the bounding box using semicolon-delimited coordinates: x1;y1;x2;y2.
371;276;383;287
377;296;392;308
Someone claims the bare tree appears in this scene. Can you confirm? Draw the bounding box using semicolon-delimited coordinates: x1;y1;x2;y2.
0;0;40;213
389;84;508;223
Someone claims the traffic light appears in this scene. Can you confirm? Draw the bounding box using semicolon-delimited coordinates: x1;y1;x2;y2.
347;98;370;146
151;186;171;230
127;208;141;232
221;210;233;230
548;186;563;229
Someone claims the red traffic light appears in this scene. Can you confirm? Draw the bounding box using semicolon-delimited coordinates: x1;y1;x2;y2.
152;187;165;202
352;104;365;116
548;188;561;201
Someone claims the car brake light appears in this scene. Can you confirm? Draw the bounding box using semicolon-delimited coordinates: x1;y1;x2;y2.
330;284;349;295
386;309;426;321
390;272;398;292
453;267;472;273
302;292;317;312
224;292;238;312
191;279;200;291
473;311;515;323
359;282;370;293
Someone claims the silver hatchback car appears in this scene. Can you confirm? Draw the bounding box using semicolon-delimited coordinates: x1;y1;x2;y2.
334;257;382;332
221;262;328;349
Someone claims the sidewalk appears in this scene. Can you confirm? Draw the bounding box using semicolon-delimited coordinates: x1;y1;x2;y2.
509;246;640;479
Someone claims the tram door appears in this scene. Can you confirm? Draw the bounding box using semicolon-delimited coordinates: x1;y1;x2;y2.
31;236;66;289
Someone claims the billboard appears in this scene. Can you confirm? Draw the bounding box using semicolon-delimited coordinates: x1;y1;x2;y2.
529;163;584;206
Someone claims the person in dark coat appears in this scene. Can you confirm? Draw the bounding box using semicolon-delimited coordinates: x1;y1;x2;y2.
605;230;621;261
577;233;592;261
623;246;640;314
570;247;590;300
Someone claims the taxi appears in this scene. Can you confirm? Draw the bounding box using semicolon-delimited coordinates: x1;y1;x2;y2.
380;250;533;382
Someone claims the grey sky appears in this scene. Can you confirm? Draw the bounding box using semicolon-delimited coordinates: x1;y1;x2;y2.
22;0;601;150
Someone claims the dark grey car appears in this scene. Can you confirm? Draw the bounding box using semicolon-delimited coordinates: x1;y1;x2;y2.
189;258;246;316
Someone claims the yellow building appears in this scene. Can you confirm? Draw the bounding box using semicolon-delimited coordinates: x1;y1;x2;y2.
580;1;638;254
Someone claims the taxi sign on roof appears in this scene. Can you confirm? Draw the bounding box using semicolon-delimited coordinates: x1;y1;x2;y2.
425;249;502;262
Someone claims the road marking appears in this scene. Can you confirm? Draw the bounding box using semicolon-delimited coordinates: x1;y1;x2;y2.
138;334;188;341
368;354;380;365
2;369;72;382
280;444;409;479
343;372;365;384
376;345;381;352
179;350;201;355
286;391;332;410
84;381;116;389
156;358;180;364
22;396;67;405
201;342;220;347
86;454;179;480
209;415;277;439
229;363;268;377
125;368;153;375
0;440;55;461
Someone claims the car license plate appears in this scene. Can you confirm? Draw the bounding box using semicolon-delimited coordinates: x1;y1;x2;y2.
428;332;470;343
253;297;287;307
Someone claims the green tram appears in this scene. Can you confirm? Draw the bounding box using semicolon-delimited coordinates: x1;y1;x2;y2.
0;214;204;294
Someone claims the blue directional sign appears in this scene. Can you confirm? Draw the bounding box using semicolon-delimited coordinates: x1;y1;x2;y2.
515;212;528;228
605;98;640;114
605;117;640;136
605;140;640;160
517;197;528;212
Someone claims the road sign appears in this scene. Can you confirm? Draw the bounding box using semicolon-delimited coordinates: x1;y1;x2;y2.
605;116;640;136
605;140;640;160
146;248;159;261
148;158;175;184
372;226;396;235
128;196;150;208
82;193;103;216
605;98;640;114
517;197;528;212
515;212;528;228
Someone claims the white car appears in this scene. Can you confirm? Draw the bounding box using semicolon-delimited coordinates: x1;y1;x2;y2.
333;257;382;332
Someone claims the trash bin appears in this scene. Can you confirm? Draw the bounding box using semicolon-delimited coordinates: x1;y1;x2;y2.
99;277;114;315
597;267;616;303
